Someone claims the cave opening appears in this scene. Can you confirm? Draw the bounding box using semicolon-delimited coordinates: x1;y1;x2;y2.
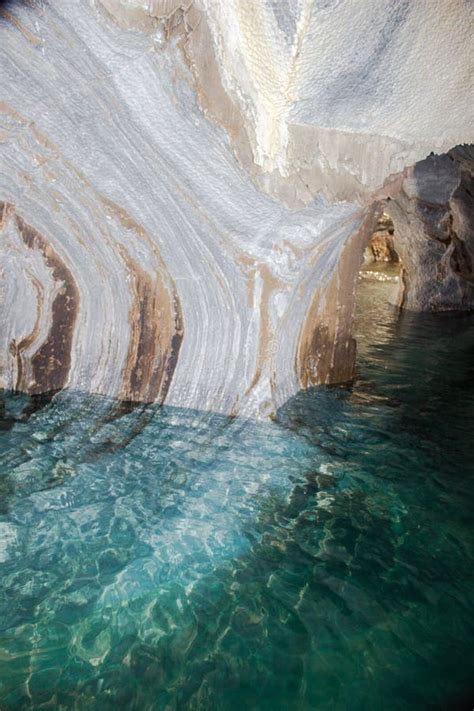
354;145;474;367
363;213;399;267
361;211;401;275
357;211;403;320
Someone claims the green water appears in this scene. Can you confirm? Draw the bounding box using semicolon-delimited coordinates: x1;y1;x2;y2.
0;278;473;710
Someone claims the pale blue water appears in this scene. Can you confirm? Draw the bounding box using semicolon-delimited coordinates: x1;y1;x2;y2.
0;278;473;710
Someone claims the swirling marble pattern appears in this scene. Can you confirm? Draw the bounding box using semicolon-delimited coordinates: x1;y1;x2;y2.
1;0;473;416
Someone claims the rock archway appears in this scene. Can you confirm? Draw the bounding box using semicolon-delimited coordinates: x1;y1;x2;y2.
298;145;474;396
377;147;474;312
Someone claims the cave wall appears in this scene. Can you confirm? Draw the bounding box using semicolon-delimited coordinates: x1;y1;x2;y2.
1;0;473;416
380;147;474;311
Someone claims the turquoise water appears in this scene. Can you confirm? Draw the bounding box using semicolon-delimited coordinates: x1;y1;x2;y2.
1;278;473;710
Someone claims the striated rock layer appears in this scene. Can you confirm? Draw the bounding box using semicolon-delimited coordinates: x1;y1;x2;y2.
1;1;473;416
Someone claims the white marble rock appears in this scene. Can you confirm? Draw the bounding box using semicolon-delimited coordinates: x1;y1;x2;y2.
1;0;473;416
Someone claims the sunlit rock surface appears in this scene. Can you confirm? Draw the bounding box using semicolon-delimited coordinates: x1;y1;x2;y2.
1;1;473;415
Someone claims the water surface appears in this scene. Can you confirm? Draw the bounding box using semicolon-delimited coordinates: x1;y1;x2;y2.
1;277;473;710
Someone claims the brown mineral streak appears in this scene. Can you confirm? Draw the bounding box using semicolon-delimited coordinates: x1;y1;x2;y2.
1;202;42;388
13;210;79;394
0;106;27;145
244;264;285;398
100;198;183;404
181;9;253;161
0;8;42;46
297;205;382;388
117;246;171;403
11;274;44;390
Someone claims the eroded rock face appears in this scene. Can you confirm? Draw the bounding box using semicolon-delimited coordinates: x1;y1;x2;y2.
0;1;473;416
379;147;474;311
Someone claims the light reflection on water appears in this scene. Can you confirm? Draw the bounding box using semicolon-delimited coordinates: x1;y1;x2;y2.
0;276;473;710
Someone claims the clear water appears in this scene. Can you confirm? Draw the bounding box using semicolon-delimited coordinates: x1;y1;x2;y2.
1;278;473;710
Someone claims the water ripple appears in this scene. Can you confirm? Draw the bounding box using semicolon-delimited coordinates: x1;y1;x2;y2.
0;279;473;709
